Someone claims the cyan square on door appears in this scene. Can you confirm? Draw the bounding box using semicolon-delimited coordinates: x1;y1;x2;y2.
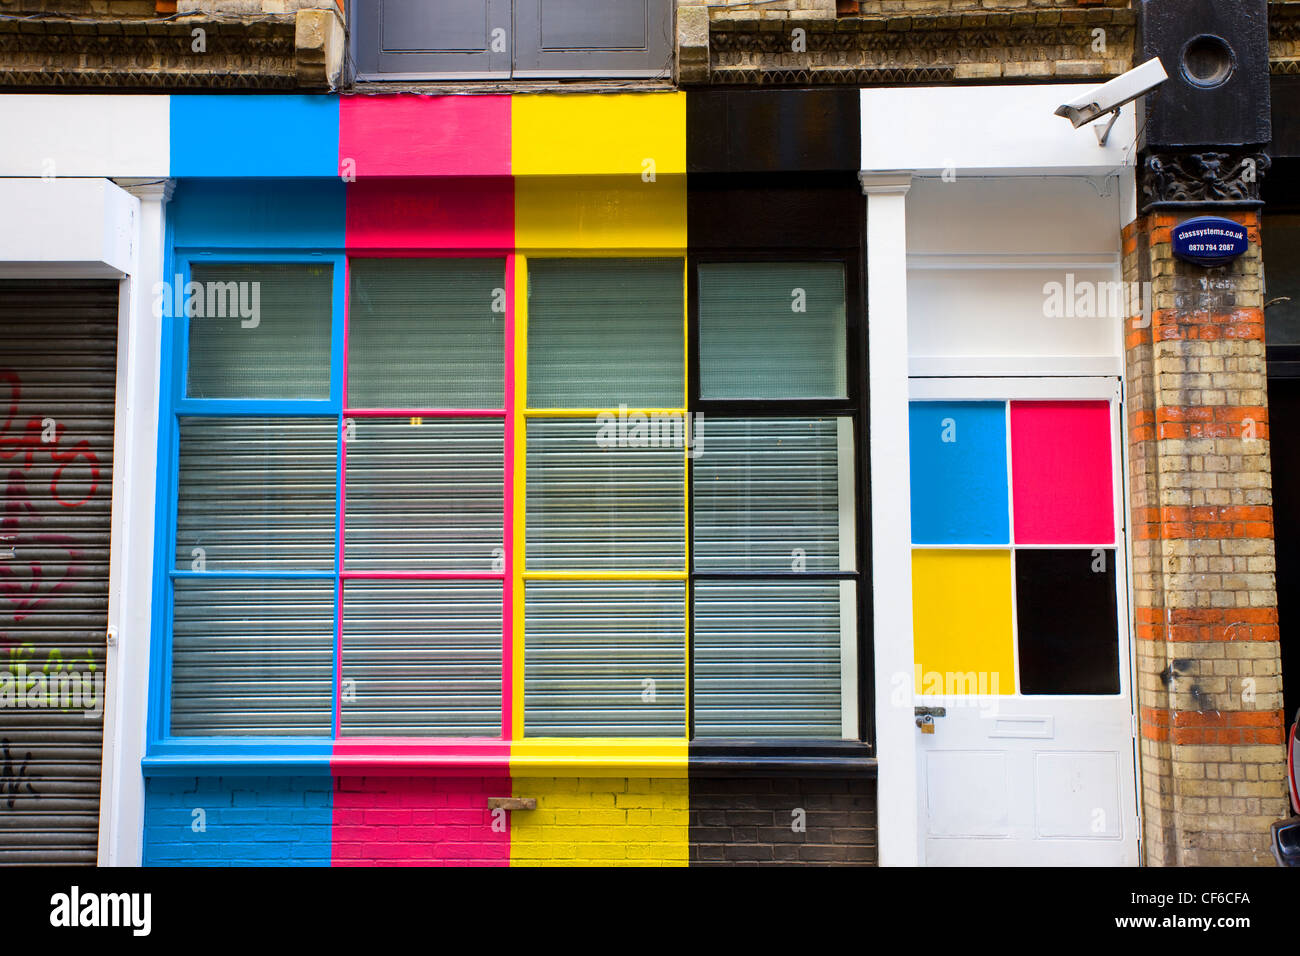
909;401;1009;545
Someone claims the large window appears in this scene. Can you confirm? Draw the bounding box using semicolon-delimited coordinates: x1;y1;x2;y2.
690;261;859;739
352;0;674;81
168;256;507;739
161;253;862;745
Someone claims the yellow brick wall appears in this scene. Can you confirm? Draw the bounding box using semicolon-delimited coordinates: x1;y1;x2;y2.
510;777;689;867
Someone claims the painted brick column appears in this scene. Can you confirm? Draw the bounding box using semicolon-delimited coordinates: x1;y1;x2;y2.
1123;209;1290;865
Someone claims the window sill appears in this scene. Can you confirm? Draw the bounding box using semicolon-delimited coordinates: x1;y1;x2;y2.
141;738;874;777
687;739;877;777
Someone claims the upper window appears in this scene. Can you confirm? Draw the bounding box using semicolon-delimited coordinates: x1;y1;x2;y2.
352;0;674;81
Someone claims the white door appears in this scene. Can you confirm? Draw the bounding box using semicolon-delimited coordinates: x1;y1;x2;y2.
908;377;1139;866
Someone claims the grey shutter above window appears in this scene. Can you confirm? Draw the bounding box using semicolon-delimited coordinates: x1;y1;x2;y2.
353;0;513;81
513;0;673;78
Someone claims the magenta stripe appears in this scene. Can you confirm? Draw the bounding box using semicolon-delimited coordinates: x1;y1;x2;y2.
335;259;352;739
344;408;505;418
502;251;515;740
340;571;505;581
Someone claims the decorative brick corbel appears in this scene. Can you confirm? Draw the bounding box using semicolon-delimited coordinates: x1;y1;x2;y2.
294;6;343;90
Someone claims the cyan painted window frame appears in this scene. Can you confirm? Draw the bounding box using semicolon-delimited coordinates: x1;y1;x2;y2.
146;249;346;768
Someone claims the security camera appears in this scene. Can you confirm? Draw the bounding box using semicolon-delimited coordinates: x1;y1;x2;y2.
1054;57;1169;144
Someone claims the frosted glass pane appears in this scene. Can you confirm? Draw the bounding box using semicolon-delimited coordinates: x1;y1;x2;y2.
699;262;846;400
348;258;505;408
527;258;683;409
187;263;332;400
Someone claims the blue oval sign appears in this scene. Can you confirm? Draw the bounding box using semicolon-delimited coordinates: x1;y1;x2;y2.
1171;216;1249;267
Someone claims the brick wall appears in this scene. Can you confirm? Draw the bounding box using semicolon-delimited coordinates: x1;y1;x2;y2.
689;776;877;865
1123;211;1292;865
332;776;510;866
509;776;690;866
143;776;333;866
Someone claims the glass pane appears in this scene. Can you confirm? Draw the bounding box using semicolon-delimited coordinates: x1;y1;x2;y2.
341;580;503;737
693;417;853;573
186;263;332;400
345;418;503;572
698;262;847;400
1015;549;1120;695
526;418;686;572
348;258;506;409
1263;213;1300;346
527;258;683;409
176;417;336;572
170;577;333;736
693;580;848;738
524;580;685;737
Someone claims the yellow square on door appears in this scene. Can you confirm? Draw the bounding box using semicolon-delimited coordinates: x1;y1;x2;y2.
912;549;1015;696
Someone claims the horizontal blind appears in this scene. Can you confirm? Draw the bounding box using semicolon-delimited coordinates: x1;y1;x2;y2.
345;418;503;572
0;280;117;863
692;581;846;738
698;262;847;400
176;417;337;572
341;580;502;736
524;580;685;736
526;418;685;571
526;258;683;409
186;263;332;400
171;578;334;736
347;258;506;409
693;417;850;573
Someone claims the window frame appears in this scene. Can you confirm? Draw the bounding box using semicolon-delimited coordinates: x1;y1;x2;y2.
516;252;690;739
151;250;515;754
687;249;871;745
349;0;674;83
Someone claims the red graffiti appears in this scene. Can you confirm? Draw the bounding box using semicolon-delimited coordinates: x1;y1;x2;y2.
0;370;100;506
0;369;97;628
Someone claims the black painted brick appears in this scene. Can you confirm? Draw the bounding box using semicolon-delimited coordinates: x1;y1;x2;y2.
689;776;877;866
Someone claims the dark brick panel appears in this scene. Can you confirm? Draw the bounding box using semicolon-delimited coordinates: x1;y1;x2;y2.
689;776;876;866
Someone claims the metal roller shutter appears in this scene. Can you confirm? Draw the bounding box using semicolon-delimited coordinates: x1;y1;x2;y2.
0;280;118;864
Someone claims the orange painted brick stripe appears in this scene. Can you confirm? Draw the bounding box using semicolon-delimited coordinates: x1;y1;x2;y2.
1141;707;1285;745
1133;606;1279;643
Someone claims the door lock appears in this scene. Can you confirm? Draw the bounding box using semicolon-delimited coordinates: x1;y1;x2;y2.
915;705;946;735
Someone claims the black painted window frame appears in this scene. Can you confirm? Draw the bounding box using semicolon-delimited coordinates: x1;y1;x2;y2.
686;247;871;747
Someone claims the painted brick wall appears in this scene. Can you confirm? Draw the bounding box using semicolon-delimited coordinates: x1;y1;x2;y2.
509;776;690;866
1123;211;1291;865
143;776;333;866
689;776;877;865
332;775;510;866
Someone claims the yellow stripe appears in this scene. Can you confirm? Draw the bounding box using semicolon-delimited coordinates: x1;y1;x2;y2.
522;571;687;582
523;408;687;418
681;256;691;734
511;255;529;741
510;739;689;776
511;92;686;177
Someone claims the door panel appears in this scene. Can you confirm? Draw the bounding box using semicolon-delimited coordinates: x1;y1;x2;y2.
909;385;1139;866
514;0;672;78
354;0;512;80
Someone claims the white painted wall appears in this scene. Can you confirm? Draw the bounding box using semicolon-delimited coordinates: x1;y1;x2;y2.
0;178;137;278
905;177;1128;376
861;84;1137;177
0;95;169;177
